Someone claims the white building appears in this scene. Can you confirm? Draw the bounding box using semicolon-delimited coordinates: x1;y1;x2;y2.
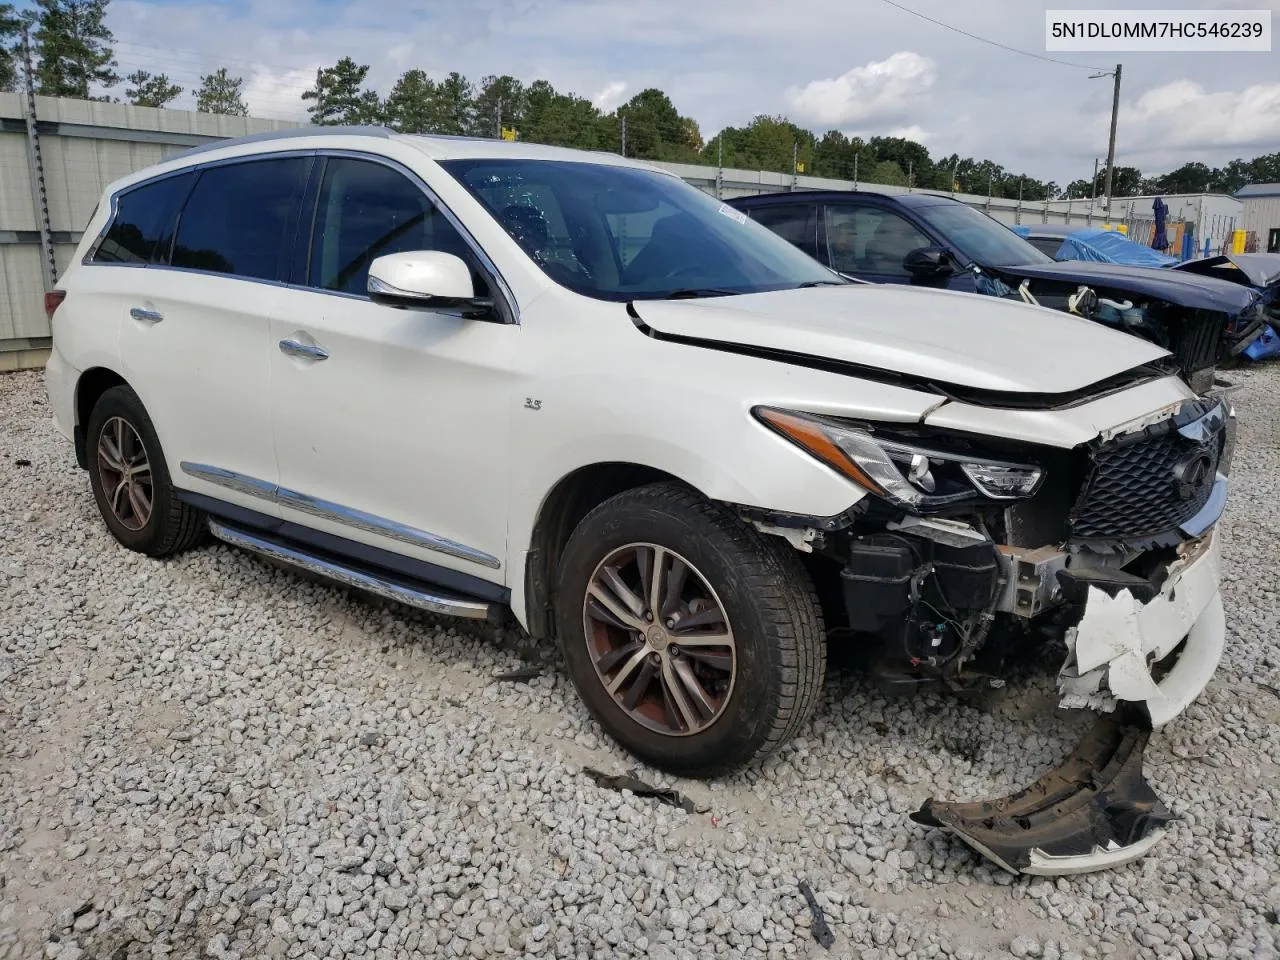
1236;183;1280;253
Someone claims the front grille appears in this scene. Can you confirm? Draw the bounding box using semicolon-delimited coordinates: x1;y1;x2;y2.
1170;312;1225;377
1069;420;1220;543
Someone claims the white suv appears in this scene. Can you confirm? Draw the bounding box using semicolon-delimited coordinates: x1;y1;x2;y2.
46;129;1232;873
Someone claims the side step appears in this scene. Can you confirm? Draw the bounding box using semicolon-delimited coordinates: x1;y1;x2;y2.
208;520;493;621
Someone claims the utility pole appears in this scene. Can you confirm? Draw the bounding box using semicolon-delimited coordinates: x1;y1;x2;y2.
1091;63;1122;210
1090;158;1099;201
20;25;57;293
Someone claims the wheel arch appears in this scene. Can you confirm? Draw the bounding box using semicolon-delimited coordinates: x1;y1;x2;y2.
522;461;694;642
73;366;130;468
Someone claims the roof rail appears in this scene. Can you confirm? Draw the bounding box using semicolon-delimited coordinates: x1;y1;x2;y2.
166;124;394;161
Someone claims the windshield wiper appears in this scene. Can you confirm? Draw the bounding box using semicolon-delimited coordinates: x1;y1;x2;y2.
795;279;847;288
660;288;743;299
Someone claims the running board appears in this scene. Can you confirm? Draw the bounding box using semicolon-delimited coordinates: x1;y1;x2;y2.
207;520;493;621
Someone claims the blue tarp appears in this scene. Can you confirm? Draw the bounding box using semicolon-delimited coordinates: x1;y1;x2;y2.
1244;323;1280;361
1053;228;1180;268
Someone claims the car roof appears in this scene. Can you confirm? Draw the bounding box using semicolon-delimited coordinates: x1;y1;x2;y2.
728;189;962;209
107;126;670;197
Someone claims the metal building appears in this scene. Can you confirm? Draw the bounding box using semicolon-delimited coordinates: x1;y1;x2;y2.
1236;183;1280;253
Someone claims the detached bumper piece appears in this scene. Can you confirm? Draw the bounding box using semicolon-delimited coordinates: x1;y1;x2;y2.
909;712;1174;876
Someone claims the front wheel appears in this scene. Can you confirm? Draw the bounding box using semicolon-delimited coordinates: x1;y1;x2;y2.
555;483;826;778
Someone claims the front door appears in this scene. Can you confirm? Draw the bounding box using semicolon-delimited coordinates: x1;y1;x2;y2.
268;155;517;584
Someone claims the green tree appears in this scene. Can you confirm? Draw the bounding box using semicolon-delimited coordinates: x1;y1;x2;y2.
521;79;604;149
124;69;181;108
0;3;21;93
301;56;381;126
427;71;473;135
470;74;524;138
31;0;118;99
195;67;247;116
617;88;701;161
384;68;437;133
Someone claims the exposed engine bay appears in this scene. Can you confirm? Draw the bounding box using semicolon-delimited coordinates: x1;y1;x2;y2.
751;394;1235;875
976;270;1261;395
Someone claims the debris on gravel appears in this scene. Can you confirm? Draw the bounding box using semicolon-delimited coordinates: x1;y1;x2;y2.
2;365;1280;960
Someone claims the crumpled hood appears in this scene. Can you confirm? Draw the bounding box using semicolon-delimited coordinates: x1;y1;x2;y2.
631;285;1169;394
991;259;1257;314
1174;253;1280;291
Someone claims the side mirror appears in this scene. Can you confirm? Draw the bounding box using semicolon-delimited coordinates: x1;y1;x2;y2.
903;246;954;280
367;251;487;310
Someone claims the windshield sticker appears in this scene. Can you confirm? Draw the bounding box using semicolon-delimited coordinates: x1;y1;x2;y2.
718;203;748;225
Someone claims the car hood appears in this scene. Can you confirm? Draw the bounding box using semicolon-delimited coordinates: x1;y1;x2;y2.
989;259;1257;313
631;285;1169;395
1173;253;1280;291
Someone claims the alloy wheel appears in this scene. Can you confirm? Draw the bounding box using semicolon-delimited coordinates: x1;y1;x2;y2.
583;543;736;736
97;416;153;531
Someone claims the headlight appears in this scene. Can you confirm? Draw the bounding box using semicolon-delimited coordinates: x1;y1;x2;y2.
754;406;1043;512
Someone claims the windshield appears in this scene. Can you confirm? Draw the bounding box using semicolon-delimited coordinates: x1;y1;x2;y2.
440;159;843;300
913;201;1055;268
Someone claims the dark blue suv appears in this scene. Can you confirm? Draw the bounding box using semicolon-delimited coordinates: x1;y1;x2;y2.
728;190;1265;394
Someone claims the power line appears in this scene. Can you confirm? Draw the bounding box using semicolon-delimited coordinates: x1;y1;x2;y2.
877;0;1105;70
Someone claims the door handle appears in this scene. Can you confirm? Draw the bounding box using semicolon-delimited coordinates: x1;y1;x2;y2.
129;306;163;324
279;338;329;361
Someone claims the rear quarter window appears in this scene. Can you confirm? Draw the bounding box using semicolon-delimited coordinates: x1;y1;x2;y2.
91;173;194;265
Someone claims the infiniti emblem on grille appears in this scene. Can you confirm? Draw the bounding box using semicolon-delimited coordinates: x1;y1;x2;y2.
1171;451;1214;501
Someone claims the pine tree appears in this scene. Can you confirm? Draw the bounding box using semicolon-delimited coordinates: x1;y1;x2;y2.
301;56;381;126
195;67;247;116
31;0;118;100
124;69;181;108
384;69;437;133
431;71;472;136
470;74;523;138
0;3;21;93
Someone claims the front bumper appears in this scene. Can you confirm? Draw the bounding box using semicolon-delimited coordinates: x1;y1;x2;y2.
1058;527;1224;728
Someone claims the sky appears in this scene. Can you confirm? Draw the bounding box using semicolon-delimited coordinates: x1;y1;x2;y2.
65;0;1280;184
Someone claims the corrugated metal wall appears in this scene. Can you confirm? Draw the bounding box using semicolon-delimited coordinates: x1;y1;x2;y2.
1240;197;1280;250
0;93;301;367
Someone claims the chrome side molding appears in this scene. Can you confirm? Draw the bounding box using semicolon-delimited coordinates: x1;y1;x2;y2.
179;461;501;570
207;520;492;620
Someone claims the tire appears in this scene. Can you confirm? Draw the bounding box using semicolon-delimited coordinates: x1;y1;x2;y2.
555;482;826;778
85;385;206;557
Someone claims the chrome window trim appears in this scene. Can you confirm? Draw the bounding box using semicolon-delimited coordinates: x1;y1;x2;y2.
179;461;501;570
81;147;521;325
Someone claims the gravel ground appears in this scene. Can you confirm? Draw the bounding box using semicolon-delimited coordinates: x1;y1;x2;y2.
2;365;1279;960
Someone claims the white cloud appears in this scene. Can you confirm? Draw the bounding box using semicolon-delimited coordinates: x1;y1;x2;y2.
1119;79;1280;156
785;51;936;128
592;81;628;112
886;124;931;143
242;66;317;121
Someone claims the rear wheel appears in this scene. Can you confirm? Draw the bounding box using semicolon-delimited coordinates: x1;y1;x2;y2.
555;482;825;777
86;385;206;557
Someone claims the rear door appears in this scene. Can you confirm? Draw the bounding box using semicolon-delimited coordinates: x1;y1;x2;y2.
113;154;312;514
822;201;938;285
742;202;822;263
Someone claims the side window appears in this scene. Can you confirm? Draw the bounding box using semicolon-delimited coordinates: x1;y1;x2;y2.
825;205;932;277
309;157;486;297
91;173;193;265
746;204;819;259
1027;237;1064;258
171;157;310;281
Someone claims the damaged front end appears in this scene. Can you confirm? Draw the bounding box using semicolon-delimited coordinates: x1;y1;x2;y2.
755;393;1235;875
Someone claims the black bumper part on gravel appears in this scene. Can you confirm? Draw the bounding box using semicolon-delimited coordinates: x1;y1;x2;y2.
909;711;1174;875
